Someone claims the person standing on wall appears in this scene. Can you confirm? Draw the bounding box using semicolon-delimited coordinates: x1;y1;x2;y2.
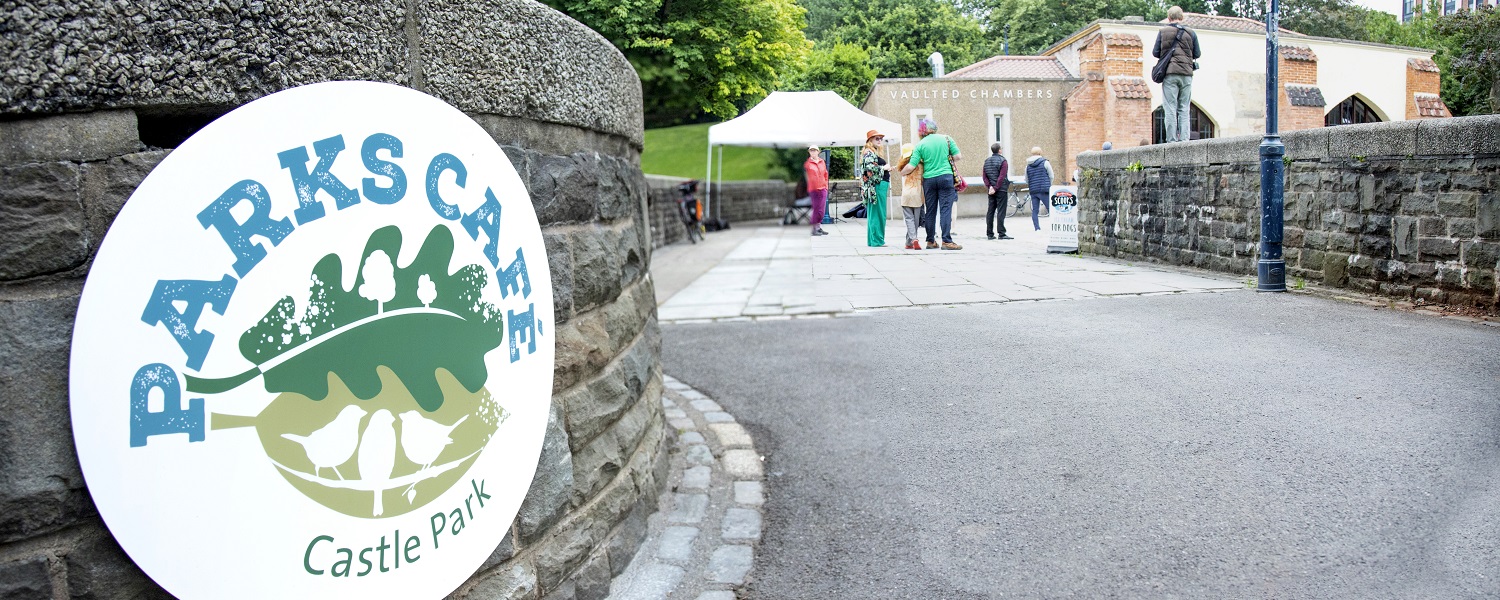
805;144;830;236
1025;146;1054;232
896;144;926;250
901;118;962;250
860;130;892;247
982;142;1012;240
1153;6;1201;142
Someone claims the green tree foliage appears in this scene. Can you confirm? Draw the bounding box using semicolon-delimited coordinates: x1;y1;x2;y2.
965;0;1187;56
810;0;995;78
540;0;812;127
1433;7;1500;115
783;42;878;104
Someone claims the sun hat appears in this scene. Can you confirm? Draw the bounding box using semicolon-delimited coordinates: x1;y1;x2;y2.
900;143;914;160
866;129;884;141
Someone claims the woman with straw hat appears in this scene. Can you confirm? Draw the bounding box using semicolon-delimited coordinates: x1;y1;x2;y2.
859;129;891;247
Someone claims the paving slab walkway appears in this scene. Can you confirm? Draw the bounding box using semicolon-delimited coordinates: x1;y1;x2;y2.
657;215;1241;322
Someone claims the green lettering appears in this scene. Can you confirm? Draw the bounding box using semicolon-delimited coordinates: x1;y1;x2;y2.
404;534;421;564
331;548;353;577
303;535;332;575
449;508;466;535
430;511;447;549
378;534;391;572
357;548;373;577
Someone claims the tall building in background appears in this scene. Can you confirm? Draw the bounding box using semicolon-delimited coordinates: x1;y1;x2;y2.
1404;0;1497;22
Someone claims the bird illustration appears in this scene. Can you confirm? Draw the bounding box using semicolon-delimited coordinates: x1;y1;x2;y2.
398;411;469;471
281;405;367;480
357;409;397;517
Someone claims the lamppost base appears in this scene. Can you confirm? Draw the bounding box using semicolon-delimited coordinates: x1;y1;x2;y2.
1257;260;1286;292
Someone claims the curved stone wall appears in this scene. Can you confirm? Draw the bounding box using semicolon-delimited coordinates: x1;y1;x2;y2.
0;2;665;598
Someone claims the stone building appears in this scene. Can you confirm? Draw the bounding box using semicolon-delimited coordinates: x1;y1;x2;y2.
0;1;664;599
861;13;1452;188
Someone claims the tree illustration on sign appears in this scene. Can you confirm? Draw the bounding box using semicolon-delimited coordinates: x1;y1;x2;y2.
187;225;511;518
417;274;437;307
359;250;396;313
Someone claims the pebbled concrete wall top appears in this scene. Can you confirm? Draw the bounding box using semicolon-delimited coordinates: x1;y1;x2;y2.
1077;115;1500;170
0;0;644;146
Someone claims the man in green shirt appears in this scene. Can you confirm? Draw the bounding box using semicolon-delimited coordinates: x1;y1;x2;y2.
901;118;963;250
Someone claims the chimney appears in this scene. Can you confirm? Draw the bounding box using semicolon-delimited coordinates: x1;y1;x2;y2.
928;52;945;78
1124;15;1144;21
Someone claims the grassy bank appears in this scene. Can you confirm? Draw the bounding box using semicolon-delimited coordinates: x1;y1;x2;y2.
642;123;790;181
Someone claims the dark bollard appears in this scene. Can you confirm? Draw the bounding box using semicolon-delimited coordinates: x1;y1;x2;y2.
1258;0;1287;292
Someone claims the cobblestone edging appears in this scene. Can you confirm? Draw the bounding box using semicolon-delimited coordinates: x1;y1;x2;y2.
604;376;766;600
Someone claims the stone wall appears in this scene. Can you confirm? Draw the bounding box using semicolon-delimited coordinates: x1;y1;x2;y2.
1076;115;1500;308
643;176;869;248
0;1;667;599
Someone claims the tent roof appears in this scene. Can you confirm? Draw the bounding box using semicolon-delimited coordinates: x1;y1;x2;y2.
708;91;903;148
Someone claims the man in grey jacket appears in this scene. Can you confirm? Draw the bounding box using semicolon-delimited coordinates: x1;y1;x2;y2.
1153;6;1201;142
982;143;1012;240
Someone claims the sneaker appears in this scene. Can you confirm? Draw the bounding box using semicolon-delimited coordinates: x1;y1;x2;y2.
942;242;963;250
908;241;921;250
925;241;939;249
999;235;1014;240
987;234;996;240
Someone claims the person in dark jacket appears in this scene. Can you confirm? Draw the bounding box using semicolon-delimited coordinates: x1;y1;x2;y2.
1153;6;1201;142
1025;147;1054;232
981;143;1012;240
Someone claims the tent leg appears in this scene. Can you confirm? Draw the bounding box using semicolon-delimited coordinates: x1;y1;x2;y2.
704;143;712;225
715;146;723;221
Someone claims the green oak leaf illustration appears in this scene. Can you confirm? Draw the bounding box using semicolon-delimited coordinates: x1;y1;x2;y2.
188;225;505;412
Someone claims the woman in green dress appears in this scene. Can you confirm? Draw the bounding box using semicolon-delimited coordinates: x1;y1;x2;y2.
860;130;891;247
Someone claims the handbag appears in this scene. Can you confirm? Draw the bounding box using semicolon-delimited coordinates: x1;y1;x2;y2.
1151;25;1185;83
946;135;967;192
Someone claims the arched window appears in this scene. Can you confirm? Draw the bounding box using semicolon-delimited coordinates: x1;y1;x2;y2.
1325;96;1382;126
1152;104;1216;144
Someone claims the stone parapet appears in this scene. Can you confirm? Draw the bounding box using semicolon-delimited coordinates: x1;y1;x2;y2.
0;0;644;147
0;1;663;598
645;176;798;248
1075;115;1500;308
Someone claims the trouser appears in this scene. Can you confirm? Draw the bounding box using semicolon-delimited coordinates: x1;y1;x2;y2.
809;188;828;231
902;206;922;244
921;176;957;244
986;191;1008;237
1031;190;1048;231
1162;74;1193;142
867;180;888;246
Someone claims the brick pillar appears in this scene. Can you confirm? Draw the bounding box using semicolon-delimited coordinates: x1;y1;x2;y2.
1406;57;1452;119
1278;45;1325;131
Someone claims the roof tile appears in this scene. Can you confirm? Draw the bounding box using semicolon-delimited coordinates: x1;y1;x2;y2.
1170;13;1302;36
945;56;1073;79
1280;45;1317;62
1103;33;1142;47
1414;93;1451;117
1408;57;1440;73
1109;76;1151;99
1285;84;1325;107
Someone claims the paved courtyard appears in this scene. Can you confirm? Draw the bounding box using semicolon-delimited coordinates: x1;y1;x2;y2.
656;216;1241;321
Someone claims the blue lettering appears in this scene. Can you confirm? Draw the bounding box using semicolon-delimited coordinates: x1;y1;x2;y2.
507;303;537;363
461;188;503;268
197;180;294;277
129;364;205;447
425;153;465;221
278;135;360;225
140;276;236;371
361;133;406;205
497;247;531;299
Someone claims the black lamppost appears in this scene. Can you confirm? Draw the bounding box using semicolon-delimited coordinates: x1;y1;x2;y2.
1258;0;1287;292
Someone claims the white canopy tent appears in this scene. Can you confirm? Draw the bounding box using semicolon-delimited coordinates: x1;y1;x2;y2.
703;91;903;222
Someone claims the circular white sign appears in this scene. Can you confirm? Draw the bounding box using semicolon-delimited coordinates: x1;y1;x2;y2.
70;81;553;599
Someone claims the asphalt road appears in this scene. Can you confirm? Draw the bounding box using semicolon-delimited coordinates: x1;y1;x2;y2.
661;291;1500;599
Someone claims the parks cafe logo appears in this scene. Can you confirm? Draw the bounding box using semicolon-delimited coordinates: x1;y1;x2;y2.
69;82;554;599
